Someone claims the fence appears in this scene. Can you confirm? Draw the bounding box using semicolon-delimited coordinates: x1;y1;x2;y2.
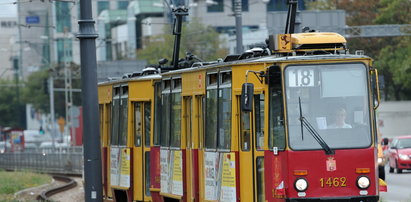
0;146;83;175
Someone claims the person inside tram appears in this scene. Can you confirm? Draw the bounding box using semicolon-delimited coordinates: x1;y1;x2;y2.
328;107;352;129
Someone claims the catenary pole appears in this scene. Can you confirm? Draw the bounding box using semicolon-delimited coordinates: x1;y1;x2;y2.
77;0;102;201
234;0;243;54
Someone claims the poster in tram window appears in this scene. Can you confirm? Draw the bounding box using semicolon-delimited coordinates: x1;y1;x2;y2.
110;147;120;186
204;152;237;201
204;152;219;201
171;150;183;196
220;153;237;202
119;148;131;188
160;149;170;193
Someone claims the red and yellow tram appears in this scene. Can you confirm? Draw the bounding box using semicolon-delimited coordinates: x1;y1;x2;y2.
99;32;385;202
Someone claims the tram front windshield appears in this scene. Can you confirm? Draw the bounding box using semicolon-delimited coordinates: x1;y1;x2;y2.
285;63;372;150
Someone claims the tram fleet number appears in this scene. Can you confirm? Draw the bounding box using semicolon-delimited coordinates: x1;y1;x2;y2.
319;177;347;188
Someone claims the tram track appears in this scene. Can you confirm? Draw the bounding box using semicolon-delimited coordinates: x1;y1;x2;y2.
36;175;78;201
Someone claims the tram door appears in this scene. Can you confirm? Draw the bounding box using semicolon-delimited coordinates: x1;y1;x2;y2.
133;102;152;201
239;93;265;202
184;96;194;201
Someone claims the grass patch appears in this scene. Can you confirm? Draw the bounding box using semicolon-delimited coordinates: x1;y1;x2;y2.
0;170;51;201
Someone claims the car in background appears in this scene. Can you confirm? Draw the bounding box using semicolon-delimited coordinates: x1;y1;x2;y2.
388;135;411;173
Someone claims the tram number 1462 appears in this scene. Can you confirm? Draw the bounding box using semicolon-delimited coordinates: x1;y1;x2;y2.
319;177;347;188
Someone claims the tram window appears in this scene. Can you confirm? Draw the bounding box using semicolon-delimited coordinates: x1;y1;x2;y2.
197;95;205;149
145;152;151;196
118;98;128;146
208;73;218;86
144;102;151;147
218;88;231;149
134;102;142;147
111;99;120;145
185;97;192;149
161;94;171;147
221;71;232;84
269;67;286;150
153;83;162;146
240;110;251;151
99;104;104;146
205;89;218;149
255;94;265;150
285;64;371;150
205;72;232;150
170;93;182;147
106;104;112;145
256;157;265;202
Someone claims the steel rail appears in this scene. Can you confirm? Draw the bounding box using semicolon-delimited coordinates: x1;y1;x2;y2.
36;175;78;201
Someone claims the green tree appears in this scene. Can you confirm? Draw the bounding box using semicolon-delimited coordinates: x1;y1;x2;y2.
20;66;82;119
306;0;411;100
137;18;228;65
21;70;50;113
304;0;337;10
0;80;23;127
374;0;411;100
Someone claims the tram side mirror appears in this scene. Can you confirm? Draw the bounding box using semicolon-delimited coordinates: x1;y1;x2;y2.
241;83;254;112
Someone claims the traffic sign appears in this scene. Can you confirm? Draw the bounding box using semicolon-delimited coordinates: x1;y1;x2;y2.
25;16;40;24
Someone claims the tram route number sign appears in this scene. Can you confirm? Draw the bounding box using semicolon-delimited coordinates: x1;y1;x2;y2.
288;69;314;87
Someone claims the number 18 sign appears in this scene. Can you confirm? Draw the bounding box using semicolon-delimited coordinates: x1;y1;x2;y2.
288;69;314;87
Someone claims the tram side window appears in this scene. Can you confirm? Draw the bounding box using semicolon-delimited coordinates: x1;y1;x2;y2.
205;72;232;150
106;104;112;145
218;88;231;149
134;103;142;147
205;74;218;149
161;93;171;147
171;92;182;147
111;86;128;146
99;104;104;146
269;67;286;150
144;102;151;147
240;110;251;151
153;82;162;146
160;78;182;148
255;94;265;150
111;96;120;145
118;97;128;145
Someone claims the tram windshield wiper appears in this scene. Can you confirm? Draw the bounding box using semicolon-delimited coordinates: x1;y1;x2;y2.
298;97;335;155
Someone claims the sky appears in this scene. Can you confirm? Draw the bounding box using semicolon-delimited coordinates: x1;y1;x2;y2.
0;0;17;18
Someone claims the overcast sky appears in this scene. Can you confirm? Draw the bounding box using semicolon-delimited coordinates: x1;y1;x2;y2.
0;0;17;18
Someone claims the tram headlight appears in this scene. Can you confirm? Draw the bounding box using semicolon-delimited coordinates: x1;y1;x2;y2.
294;178;308;192
357;176;370;189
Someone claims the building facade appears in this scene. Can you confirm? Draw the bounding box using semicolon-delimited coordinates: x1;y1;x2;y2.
0;17;18;80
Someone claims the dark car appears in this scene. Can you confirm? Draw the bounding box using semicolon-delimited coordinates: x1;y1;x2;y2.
388;135;411;173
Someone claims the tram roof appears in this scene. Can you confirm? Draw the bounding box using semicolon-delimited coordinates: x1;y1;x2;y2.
98;54;370;85
161;53;371;76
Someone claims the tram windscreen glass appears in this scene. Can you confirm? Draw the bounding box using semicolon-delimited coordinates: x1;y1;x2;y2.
284;63;372;150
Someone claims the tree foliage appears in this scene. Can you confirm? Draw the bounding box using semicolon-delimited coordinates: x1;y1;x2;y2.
0;80;24;128
306;0;411;100
0;66;82;128
137;18;228;65
374;0;411;100
21;70;50;113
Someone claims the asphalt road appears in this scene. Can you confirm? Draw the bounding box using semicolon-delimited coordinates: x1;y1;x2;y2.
380;166;411;202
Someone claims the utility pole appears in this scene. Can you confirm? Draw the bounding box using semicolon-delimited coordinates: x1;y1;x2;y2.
77;0;102;201
49;75;56;148
234;0;243;54
64;29;74;145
